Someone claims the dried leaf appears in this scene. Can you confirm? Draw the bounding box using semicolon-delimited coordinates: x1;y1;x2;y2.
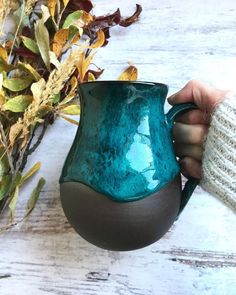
52;29;69;57
118;65;138;81
0;73;3;90
21;36;40;54
9;120;24;147
49;51;61;69
34;19;51;71
0;46;8;61
20;162;41;185
59;76;77;105
66;0;93;14
25;177;45;217
9;186;19;222
15;47;38;59
3;76;34;92
63;0;70;8
77;51;95;82
31;78;46;103
119;4;142;27
48;0;57;17
88;72;95;81
62;10;83;29
3;95;33;112
41;5;51;23
18;62;41;81
37;105;53;117
59;114;79;125
60;104;80;115
88;30;105;49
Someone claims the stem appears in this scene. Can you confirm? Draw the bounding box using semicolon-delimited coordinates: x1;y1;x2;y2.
8;1;25;63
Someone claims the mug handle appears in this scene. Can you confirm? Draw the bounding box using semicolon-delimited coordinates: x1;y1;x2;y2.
166;103;199;215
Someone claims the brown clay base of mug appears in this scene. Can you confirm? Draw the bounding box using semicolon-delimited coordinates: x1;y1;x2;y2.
60;175;182;251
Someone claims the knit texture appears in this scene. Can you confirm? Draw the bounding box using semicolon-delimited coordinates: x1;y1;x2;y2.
200;94;236;212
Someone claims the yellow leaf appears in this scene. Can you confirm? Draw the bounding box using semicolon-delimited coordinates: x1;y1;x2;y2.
48;0;57;17
60;114;79;126
88;72;96;81
20;162;41;186
0;92;5;108
88;30;105;49
63;0;70;7
60;104;80;115
77;52;95;82
52;29;69;57
118;65;138;81
0;46;8;61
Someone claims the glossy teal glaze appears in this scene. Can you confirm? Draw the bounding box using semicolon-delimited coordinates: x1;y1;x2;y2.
60;81;195;202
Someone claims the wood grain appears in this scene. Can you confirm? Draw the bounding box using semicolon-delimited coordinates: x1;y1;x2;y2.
0;0;236;294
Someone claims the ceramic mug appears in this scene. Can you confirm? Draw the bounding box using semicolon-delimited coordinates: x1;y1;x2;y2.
60;81;198;251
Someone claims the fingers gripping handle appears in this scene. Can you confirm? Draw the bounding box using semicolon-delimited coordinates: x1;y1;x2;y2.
166;103;199;215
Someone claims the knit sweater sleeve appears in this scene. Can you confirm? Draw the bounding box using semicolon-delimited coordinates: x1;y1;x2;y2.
200;94;236;211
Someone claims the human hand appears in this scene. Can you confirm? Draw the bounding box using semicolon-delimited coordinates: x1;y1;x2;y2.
168;80;228;179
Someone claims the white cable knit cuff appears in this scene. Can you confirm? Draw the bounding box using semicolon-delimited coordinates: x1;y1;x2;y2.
200;94;236;212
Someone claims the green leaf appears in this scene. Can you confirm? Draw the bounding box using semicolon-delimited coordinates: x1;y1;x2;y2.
3;95;33;112
60;104;80;115
3;76;34;92
62;10;83;29
0;149;9;181
21;36;40;54
35;19;51;71
18;62;41;81
25;178;46;217
0;175;12;201
0;57;15;72
20;162;41;186
9;186;19;222
51;93;61;103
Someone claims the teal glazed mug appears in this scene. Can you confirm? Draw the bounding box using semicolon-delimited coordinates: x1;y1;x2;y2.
60;81;199;251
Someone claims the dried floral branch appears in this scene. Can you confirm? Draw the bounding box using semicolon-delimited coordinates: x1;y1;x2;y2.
0;0;141;230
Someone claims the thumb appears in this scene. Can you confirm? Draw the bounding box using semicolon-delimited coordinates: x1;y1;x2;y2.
168;80;227;112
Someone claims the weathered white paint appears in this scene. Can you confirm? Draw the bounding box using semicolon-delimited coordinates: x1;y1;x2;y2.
0;0;236;294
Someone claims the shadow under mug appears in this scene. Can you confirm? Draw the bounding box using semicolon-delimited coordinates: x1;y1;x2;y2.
60;81;199;251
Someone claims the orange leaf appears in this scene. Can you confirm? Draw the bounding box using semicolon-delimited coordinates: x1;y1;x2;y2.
48;0;57;17
88;30;105;49
81;11;94;26
52;29;69;57
77;52;95;82
118;65;138;81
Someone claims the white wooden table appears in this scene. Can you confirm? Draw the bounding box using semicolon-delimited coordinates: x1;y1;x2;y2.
0;1;236;294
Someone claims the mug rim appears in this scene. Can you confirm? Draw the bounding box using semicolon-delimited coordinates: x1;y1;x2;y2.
79;80;168;89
